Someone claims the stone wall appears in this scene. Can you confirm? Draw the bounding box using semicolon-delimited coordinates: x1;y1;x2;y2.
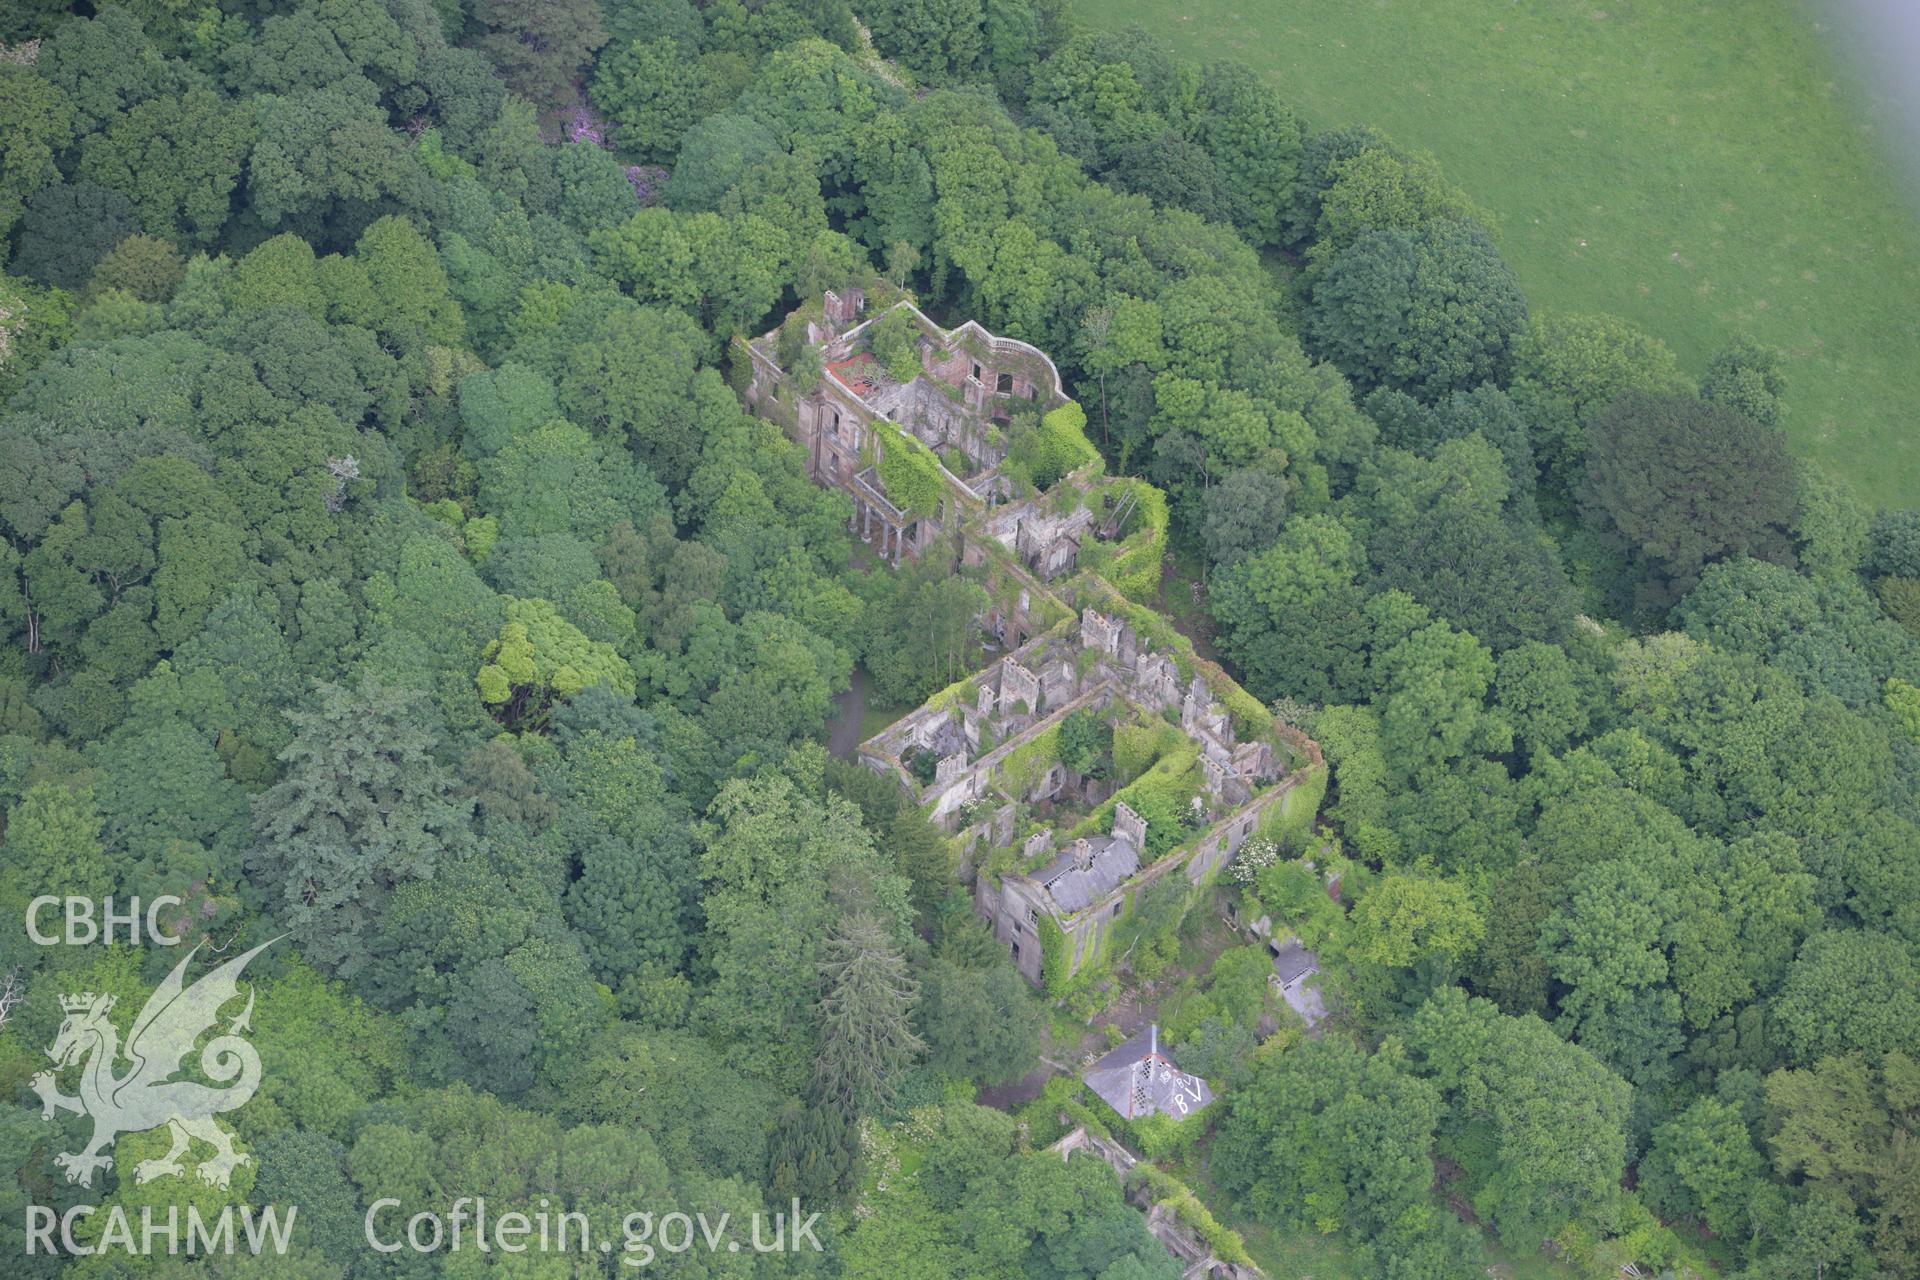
975;874;1048;984
983;759;1320;988
874;599;1326;989
1046;1129;1263;1280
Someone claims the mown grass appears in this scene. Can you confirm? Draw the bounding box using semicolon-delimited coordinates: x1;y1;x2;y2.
1087;0;1920;504
859;700;910;740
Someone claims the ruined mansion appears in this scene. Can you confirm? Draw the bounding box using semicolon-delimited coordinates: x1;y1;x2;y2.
737;290;1324;986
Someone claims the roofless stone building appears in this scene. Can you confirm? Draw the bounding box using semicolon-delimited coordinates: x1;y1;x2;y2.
859;591;1321;988
735;291;1326;990
739;286;1068;564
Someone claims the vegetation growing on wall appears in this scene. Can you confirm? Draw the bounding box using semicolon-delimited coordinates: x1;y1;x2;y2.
1112;714;1183;784
1036;911;1073;995
1008;400;1101;490
1128;1162;1257;1266
1102;741;1202;860
870;417;948;517
1106;479;1171;602
1256;759;1327;851
996;721;1063;798
1071;576;1273;739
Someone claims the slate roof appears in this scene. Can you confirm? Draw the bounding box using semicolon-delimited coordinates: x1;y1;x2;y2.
1036;834;1140;913
1084;1027;1213;1121
1272;940;1318;986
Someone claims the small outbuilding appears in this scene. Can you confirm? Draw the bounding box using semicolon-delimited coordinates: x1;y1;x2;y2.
1271;940;1318;990
1269;939;1326;1029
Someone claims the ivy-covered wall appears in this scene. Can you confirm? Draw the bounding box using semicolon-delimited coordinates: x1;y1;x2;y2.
1068;576;1275;741
997;721;1063;799
1112;715;1183;785
1036;912;1071;995
1092;480;1171;603
1257;757;1328;849
1125;1163;1256;1267
1007;400;1102;489
870;416;947;518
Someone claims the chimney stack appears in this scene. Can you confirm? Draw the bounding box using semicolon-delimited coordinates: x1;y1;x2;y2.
1073;838;1093;871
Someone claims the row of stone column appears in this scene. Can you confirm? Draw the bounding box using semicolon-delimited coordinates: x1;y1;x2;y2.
853;501;908;561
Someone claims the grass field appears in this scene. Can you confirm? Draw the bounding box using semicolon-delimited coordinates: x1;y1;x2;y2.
1086;0;1920;505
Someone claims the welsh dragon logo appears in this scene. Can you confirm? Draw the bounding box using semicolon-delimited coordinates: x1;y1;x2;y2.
30;939;277;1190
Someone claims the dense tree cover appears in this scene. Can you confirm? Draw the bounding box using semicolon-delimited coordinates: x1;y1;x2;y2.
1306;219;1529;402
0;4;1915;1280
843;1103;1183;1280
1581;390;1800;613
0;4;1056;1274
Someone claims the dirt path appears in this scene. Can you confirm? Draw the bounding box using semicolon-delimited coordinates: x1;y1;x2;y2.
826;664;871;759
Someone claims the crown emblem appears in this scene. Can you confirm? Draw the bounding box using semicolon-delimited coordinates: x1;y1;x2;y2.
35;940;277;1193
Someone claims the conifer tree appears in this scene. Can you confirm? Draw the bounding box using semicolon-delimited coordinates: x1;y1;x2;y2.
812;911;923;1114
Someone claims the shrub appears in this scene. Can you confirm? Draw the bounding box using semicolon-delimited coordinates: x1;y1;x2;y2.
907;747;940;786
1226;836;1280;886
1254;859;1343;948
1057;707;1113;778
1008;401;1100;490
1020;1074;1110;1145
1108;741;1201;861
868;305;923;382
1116;788;1186;862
